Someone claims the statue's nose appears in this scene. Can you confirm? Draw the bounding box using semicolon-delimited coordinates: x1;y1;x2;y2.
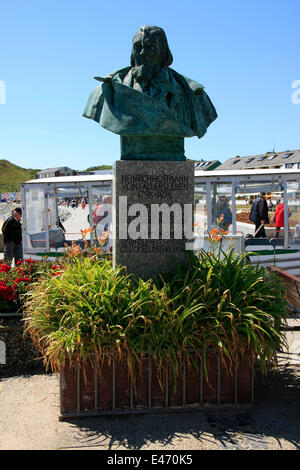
140;47;148;56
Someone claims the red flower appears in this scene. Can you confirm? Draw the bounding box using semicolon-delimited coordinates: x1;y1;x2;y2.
0;285;16;301
14;277;31;284
0;265;11;272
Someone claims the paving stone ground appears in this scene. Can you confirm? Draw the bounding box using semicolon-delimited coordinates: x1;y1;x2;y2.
0;360;300;450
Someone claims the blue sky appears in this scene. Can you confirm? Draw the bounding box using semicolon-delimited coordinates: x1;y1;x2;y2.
0;0;299;170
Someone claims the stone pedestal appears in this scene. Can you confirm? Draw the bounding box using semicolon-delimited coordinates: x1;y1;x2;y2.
121;136;185;161
113;160;194;279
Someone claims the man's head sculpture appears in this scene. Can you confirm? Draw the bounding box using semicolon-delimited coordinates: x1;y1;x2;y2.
130;26;173;75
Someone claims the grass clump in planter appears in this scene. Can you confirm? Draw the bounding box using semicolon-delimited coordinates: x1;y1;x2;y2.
23;250;288;385
154;250;288;376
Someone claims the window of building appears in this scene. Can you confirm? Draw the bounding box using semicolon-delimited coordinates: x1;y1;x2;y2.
257;156;267;161
282;153;293;159
245;158;254;163
233;159;240;164
268;154;278;160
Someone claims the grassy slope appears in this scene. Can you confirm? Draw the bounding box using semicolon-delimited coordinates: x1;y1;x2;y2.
0;160;40;193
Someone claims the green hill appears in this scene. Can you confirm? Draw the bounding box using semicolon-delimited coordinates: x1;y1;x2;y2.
0;160;40;193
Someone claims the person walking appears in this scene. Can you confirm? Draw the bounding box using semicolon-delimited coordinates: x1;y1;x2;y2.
216;196;232;231
91;195;112;248
249;192;269;238
2;207;23;266
273;200;290;238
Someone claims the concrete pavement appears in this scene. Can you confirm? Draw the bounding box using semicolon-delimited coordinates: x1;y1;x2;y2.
0;326;299;450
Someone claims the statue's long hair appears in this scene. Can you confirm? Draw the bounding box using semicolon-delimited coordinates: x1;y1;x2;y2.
130;26;173;68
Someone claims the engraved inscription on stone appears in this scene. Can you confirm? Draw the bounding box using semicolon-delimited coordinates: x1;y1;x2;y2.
113;160;194;279
120;239;185;254
121;174;190;199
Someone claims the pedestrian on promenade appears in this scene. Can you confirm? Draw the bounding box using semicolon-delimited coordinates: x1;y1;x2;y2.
249;192;269;238
273;200;290;238
90;195;112;249
216;195;232;231
2;207;22;266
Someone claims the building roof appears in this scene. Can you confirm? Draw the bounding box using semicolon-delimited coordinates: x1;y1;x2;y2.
36;167;74;174
25;174;113;184
217;150;300;170
24;167;300;187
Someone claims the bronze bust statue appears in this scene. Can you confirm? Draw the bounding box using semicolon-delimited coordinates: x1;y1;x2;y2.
83;26;217;160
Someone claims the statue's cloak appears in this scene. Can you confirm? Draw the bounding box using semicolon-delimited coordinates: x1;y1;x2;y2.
83;67;217;138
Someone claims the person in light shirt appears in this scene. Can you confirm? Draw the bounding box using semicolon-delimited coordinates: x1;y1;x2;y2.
92;195;112;247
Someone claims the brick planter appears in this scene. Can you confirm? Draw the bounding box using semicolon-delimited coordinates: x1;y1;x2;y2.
59;353;253;420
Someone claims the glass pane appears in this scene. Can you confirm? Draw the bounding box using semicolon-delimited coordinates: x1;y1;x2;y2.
47;186;58;230
211;183;233;231
59;185;89;243
287;182;300;248
24;187;45;234
194;185;207;249
235;181;283;239
22;186;51;252
22;186;67;252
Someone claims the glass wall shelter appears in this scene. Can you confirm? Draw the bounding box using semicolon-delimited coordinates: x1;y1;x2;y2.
21;168;300;258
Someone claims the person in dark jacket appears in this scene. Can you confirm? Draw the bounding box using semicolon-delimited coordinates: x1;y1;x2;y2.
249;193;269;238
2;207;22;265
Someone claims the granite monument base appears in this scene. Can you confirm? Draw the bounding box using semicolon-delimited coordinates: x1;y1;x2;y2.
113;160;194;280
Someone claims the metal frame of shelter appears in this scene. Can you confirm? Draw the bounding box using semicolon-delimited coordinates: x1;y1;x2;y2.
21;168;300;256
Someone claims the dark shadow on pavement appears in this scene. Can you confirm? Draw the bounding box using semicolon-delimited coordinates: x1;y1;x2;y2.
0;364;50;379
59;365;300;450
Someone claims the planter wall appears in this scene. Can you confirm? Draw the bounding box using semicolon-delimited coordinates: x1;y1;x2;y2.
60;353;253;420
0;313;42;371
